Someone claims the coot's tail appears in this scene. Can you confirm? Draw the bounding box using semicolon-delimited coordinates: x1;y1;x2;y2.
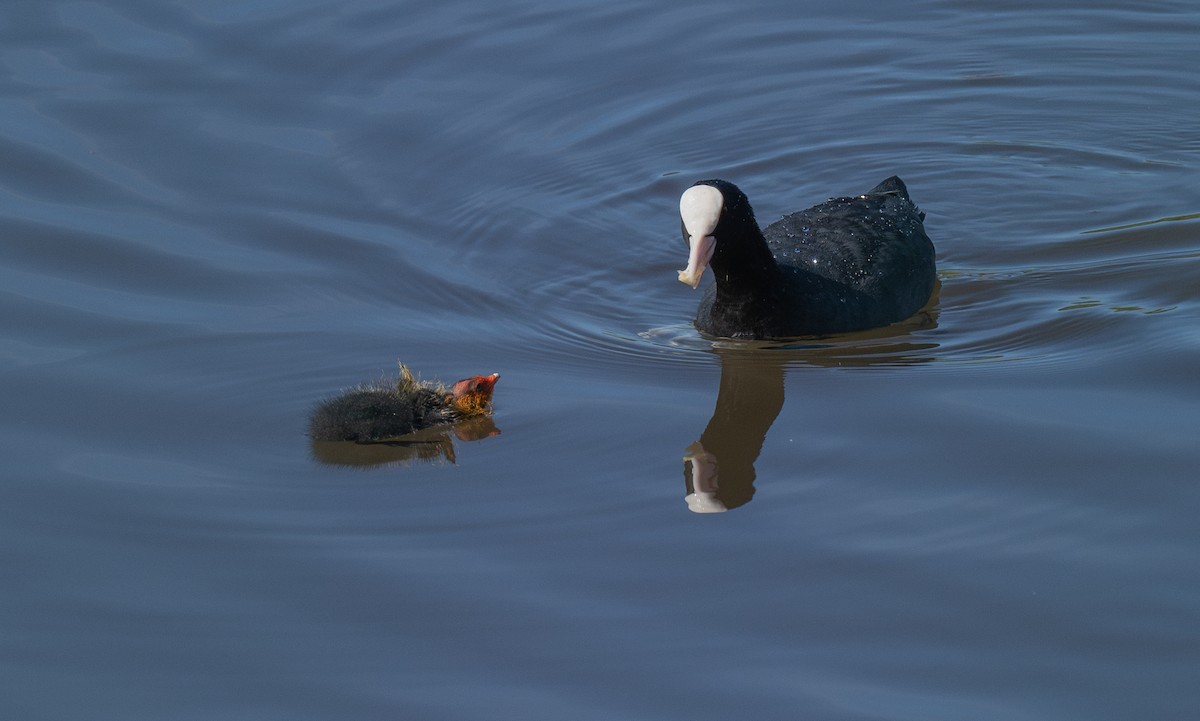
868;175;909;198
868;175;923;221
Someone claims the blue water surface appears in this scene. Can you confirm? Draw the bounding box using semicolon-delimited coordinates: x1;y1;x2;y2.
1;1;1199;719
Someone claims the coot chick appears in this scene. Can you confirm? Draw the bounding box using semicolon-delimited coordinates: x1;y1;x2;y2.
309;364;499;442
678;176;936;339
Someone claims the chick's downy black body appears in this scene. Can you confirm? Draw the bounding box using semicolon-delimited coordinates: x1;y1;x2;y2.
308;384;453;442
682;176;936;339
308;365;499;442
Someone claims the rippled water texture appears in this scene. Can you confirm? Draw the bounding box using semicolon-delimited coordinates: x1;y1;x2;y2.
2;2;1199;719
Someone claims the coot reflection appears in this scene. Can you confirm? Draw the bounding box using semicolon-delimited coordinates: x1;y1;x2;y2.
310;415;500;468
680;329;943;512
684;351;785;512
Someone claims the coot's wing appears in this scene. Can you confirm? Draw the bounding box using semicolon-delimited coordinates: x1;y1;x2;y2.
766;184;928;277
762;182;935;320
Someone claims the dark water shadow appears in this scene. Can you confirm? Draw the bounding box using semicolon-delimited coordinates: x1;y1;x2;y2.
645;282;942;368
709;282;943;366
309;417;500;469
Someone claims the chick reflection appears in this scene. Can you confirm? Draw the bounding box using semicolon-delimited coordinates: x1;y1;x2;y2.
683;351;785;512
310;416;500;468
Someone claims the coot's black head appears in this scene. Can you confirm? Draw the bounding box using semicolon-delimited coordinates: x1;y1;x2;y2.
677;179;762;288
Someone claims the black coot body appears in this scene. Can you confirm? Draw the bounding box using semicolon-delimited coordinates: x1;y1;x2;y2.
678;176;936;339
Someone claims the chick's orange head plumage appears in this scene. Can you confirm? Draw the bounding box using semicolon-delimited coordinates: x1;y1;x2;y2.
450;373;500;415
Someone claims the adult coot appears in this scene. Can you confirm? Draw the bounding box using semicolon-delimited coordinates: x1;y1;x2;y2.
677;176;936;339
309;363;499;442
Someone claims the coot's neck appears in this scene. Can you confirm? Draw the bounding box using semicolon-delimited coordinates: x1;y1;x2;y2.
710;222;783;305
